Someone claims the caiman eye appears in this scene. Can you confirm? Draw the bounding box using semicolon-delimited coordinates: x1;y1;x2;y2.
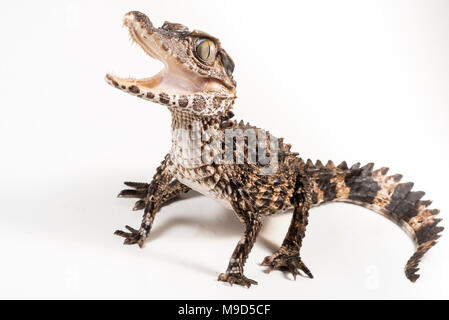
195;38;216;64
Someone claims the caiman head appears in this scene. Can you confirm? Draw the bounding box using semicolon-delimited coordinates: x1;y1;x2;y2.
106;11;236;118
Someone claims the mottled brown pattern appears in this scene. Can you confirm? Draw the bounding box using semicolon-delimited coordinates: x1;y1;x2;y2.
192;95;206;111
333;173;351;200
409;206;439;232
108;11;442;287
306;160;443;282
405;240;438;282
213;96;224;108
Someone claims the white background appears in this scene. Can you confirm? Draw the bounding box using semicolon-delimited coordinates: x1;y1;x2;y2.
0;0;448;299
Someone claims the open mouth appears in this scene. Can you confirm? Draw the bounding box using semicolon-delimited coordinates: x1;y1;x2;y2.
105;12;214;97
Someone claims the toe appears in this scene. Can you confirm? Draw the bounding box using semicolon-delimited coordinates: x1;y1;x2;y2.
218;273;258;287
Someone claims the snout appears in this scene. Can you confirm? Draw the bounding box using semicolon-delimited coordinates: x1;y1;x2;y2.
123;11;154;34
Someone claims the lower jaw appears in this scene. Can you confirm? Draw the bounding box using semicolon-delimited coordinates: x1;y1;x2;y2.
105;68;235;119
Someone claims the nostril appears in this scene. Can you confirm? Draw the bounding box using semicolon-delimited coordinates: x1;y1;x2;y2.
124;11;153;31
125;11;140;19
123;13;135;27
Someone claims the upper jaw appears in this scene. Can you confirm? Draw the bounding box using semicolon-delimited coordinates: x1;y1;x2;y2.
105;11;234;101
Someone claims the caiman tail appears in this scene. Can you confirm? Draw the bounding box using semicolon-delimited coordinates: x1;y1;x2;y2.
303;159;443;282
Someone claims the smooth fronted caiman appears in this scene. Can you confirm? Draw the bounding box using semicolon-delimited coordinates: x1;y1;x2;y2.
106;11;443;287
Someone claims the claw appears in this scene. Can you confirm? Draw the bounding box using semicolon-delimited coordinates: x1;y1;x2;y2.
118;181;150;212
118;181;149;199
114;225;145;247
117;189;146;199
133;200;146;211
218;272;258;288
114;229;130;238
288;264;298;280
298;261;314;279
261;256;270;266
262;252;313;280
125;225;138;233
124;181;149;188
261;257;274;273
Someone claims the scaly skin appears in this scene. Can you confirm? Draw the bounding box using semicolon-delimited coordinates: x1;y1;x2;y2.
106;11;443;287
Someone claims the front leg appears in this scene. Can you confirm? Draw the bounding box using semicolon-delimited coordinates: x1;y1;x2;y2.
262;175;314;279
118;179;190;211
218;207;262;288
115;155;175;247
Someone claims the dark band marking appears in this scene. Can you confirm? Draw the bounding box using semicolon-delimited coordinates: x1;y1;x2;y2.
316;170;337;202
146;92;155;99
179;95;189;108
159;93;170;104
128;85;140;94
311;191;318;204
414;219;443;244
345;163;380;204
385;182;416;221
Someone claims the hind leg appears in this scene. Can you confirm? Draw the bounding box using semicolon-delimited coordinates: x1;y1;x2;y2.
262;179;313;279
218;207;262;288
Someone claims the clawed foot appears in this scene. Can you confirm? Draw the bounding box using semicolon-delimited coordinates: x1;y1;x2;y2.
114;225;145;248
262;252;313;280
117;181;149;211
218;272;258;288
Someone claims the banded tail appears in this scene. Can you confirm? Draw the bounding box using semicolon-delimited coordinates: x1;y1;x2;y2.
304;159;443;282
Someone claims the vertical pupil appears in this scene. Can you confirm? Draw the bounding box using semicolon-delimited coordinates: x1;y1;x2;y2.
203;44;210;59
197;39;213;62
200;42;209;59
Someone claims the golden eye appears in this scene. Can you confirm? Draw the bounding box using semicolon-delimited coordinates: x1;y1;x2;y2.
195;38;216;64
